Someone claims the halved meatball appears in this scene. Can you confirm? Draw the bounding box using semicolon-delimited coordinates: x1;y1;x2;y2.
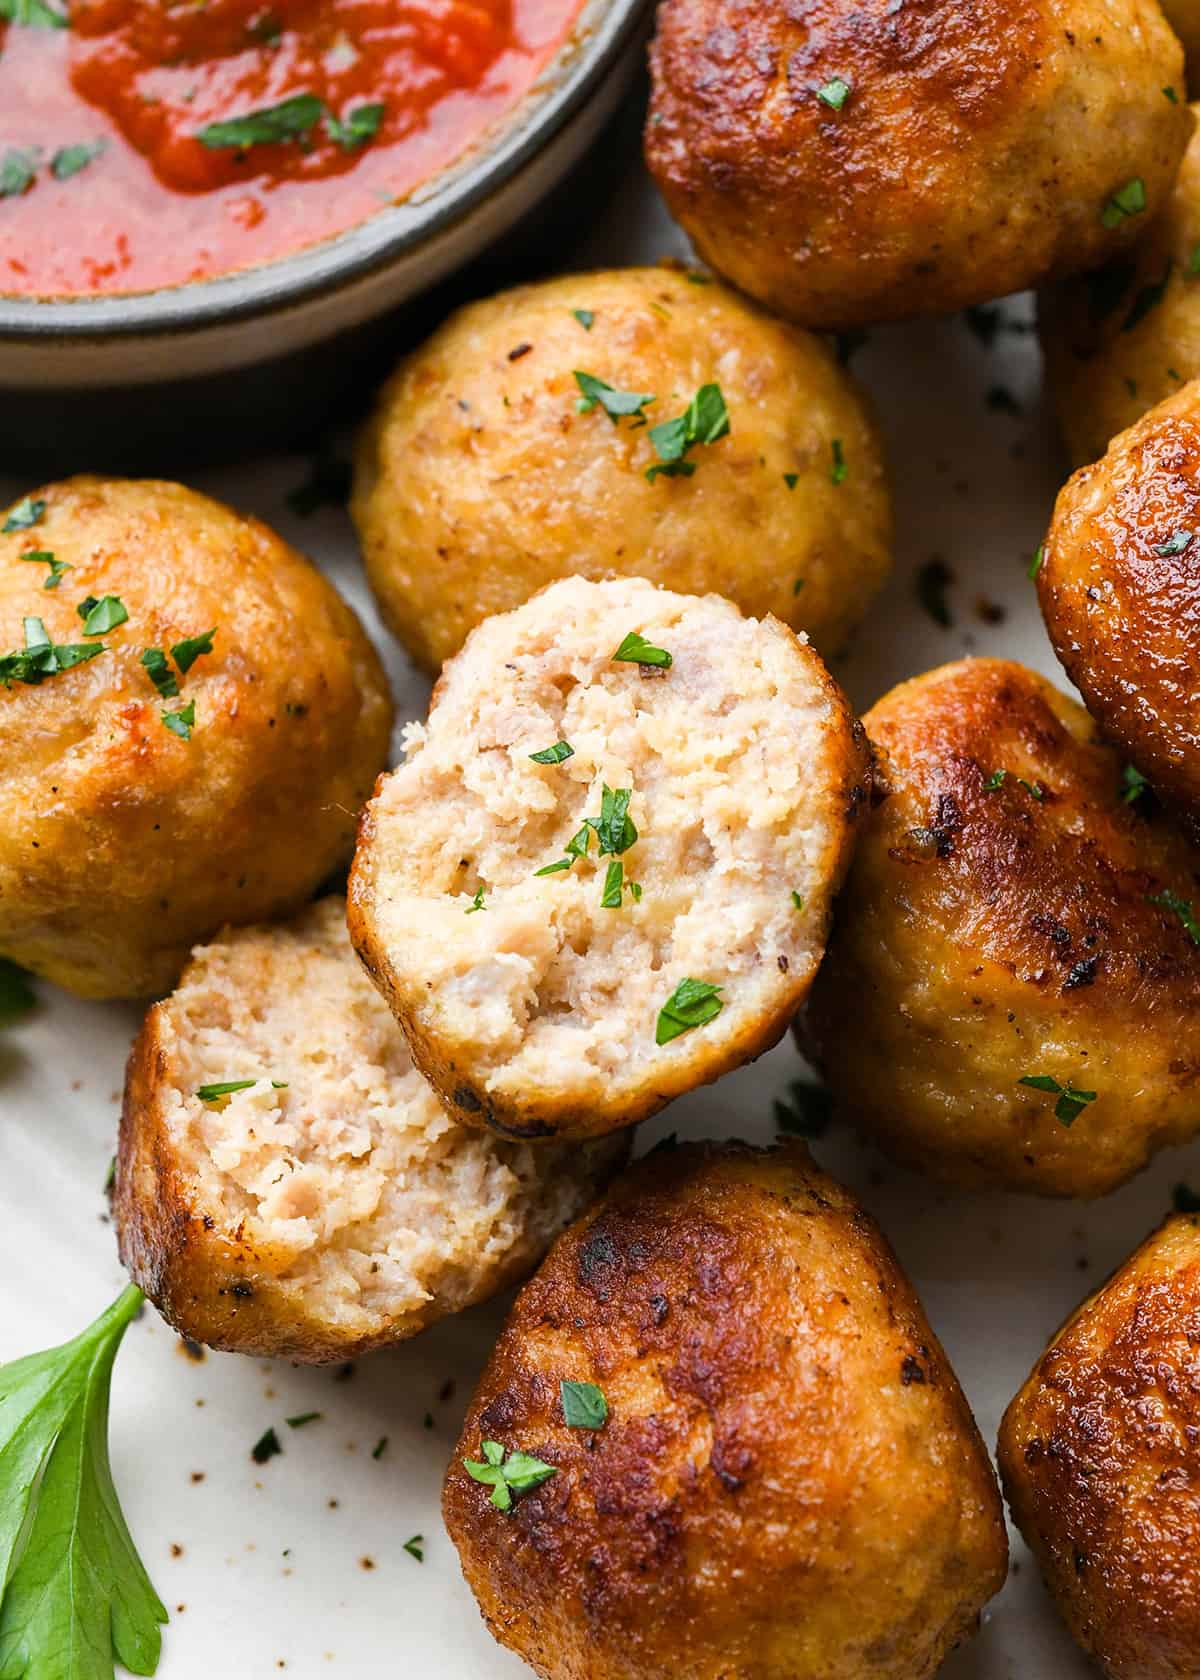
115;899;626;1363
804;659;1200;1197
351;266;892;668
443;1140;1009;1680
0;477;392;999
349;576;870;1143
645;0;1191;328
1000;1211;1200;1679
1039;382;1200;829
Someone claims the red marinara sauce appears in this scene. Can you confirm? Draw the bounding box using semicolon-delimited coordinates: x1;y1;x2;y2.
0;0;584;296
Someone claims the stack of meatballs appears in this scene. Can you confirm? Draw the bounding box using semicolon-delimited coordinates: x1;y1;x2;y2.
6;0;1200;1673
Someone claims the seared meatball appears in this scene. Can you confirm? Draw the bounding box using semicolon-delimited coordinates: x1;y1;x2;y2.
349;577;869;1144
351;267;892;668
443;1140;1008;1680
1040;382;1200;828
116;899;625;1363
645;0;1191;328
999;1212;1200;1679
804;659;1200;1197
1041;109;1200;465
0;477;392;999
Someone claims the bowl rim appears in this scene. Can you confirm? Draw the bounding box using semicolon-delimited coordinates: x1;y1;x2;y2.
0;0;650;340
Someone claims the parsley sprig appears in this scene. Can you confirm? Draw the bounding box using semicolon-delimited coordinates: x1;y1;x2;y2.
612;630;671;668
0;617;104;688
645;383;730;481
573;372;654;422
560;1381;607;1429
656;978;723;1045
197;94;384;153
535;784;637;879
1148;888;1200;945
1019;1074;1098;1126
0;1285;168;1678
462;1440;558;1510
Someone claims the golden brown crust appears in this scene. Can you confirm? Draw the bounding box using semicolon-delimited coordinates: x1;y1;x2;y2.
1040;382;1200;828
999;1214;1200;1679
444;1140;1008;1680
805;658;1200;1196
645;0;1191;328
0;476;393;998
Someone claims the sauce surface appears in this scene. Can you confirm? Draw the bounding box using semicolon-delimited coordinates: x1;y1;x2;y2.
0;0;582;297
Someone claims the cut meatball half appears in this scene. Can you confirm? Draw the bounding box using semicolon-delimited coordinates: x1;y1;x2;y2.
115;899;627;1363
349;577;870;1143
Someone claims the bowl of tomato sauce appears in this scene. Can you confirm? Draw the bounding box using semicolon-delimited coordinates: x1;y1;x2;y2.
0;0;651;466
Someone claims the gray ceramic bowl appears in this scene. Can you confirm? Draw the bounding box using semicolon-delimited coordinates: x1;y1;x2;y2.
0;0;652;471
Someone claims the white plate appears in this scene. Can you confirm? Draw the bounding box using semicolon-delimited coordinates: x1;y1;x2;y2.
0;165;1181;1680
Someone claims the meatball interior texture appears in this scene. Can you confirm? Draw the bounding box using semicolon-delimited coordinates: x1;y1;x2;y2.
1040;381;1200;828
116;899;626;1363
349;576;870;1143
1041;108;1200;467
351;266;892;668
645;0;1192;329
443;1140;1009;1680
999;1213;1200;1680
805;659;1200;1197
0;477;393;999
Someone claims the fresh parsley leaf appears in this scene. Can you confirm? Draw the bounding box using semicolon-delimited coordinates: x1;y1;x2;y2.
140;647;179;699
656;978;723;1045
573;372;655;422
197;93;325;149
560;1381;607;1430
372;1436;388;1459
533;857;573;877
816;75;851;110
791;889;805;909
1027;545;1045;580
325;101;385;152
1147;888;1200;945
1120;763;1150;804
20;549;70;589
1101;177;1147;228
571;309;595;330
1153;529;1193;557
1123;261;1172;332
1017;777;1045;801
2;497;45;533
830;438;847;485
78;593;128;635
285;1412;321;1428
0;0;67;27
592;785;637;855
645;383;730;482
0;148;38;198
462;1440;558;1511
0;1285;167;1680
465;885;487;914
196;1078;287;1101
0;958;35;1025
1019;1074;1098;1126
773;1078;832;1137
529;740;574;765
286;454;351;517
0;616;104;687
251;1426;282;1464
402;1534;424;1561
983;769;1008;791
162;699;196;740
170;629;215;673
600;859;624;908
51;138;106;180
784;472;799;490
612;630;672;668
1165;84;1180;101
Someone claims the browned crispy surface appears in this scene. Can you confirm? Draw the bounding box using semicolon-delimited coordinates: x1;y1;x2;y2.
645;0;1190;328
805;659;1200;1195
443;1141;1007;1680
1000;1214;1200;1679
1040;382;1200;828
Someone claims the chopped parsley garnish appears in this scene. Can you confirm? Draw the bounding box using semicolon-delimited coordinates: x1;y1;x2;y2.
20;548;70;588
773;1078;832;1138
2;496;45;532
645;382;730;481
0;1286;167;1678
286;453;351;517
1017;777;1045;801
983;769;1007;791
196;1077;287;1101
0;616;104;687
1189;242;1200;277
251;1426;283;1464
1019;1074;1098;1126
656;978;723;1045
816;75;851;110
784;472;799;490
1120;763;1150;804
462;1440;558;1511
916;557;953;626
1123;261;1172;332
1028;545;1045;580
171;628;215;673
402;1534;424;1561
372;1436;388;1459
51;139;106;181
573;371;655;422
1174;1182;1200;1213
600;859;625;908
592;784;637;855
534;857;573;877
0;956;35;1025
572;309;595;330
560;1381;608;1430
830;438;847;484
793;576;805;593
0;147;38;197
286;1411;322;1428
1153;529;1193;556
325;101;386;152
1147;888;1200;944
162;699;196;740
0;0;67;27
140;648;179;698
791;889;804;909
465;885;487;914
1165;84;1180;101
1100;177;1147;228
77;593;128;635
529;740;574;765
612;630;672;668
197;93;325;149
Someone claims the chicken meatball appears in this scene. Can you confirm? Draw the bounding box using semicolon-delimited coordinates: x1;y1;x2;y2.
804;659;1200;1197
645;0;1192;329
349;576;870;1144
116;899;626;1363
0;477;392;999
999;1211;1200;1679
351;267;892;669
1039;382;1200;829
443;1139;1009;1680
1041;110;1200;465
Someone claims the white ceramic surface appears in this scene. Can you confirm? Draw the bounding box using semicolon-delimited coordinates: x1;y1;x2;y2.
0;171;1179;1680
